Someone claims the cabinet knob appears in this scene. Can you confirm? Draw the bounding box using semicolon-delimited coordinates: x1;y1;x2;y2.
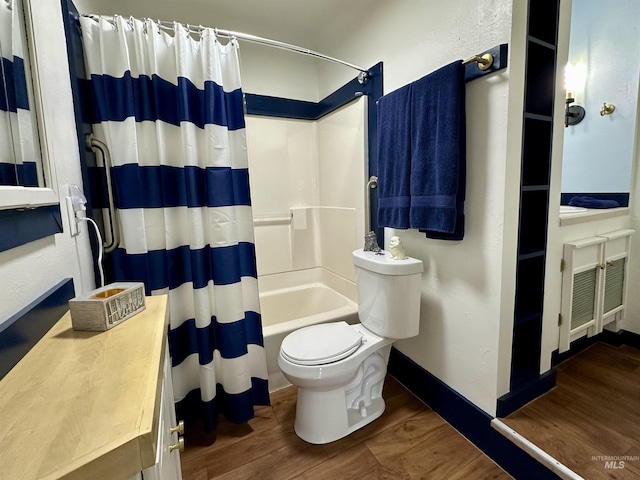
598;263;606;269
606;260;614;267
170;420;184;436
169;437;185;453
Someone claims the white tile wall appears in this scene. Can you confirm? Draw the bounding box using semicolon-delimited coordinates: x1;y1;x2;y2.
246;98;365;282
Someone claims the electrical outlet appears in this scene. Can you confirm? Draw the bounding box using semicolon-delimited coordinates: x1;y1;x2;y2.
65;196;79;237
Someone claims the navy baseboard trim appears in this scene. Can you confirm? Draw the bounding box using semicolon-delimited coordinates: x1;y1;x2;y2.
0;278;75;380
617;329;640;350
0;204;63;252
560;192;629;208
552;329;640;367
388;347;561;480
496;369;556;418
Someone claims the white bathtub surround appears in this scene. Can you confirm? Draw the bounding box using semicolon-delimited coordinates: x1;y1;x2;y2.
259;267;358;392
246;98;366;281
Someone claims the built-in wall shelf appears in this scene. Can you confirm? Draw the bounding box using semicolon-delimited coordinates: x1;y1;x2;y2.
509;0;560;392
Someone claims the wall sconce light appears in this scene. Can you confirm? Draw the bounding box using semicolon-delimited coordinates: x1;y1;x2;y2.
565;92;585;127
564;62;587;127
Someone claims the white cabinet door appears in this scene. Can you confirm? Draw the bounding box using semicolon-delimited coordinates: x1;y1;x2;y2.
598;229;634;332
559;229;634;353
559;236;605;353
142;346;183;480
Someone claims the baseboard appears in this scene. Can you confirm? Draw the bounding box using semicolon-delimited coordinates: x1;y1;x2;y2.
388;347;561;480
551;329;640;367
616;329;640;350
496;370;556;417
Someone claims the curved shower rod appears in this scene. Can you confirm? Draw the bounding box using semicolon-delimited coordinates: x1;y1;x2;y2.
81;14;371;83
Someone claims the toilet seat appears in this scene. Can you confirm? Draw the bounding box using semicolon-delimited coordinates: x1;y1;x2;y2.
280;322;363;366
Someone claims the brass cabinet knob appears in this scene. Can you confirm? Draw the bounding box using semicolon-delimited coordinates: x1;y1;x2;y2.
170;420;184;436
169;437;185;453
606;260;614;267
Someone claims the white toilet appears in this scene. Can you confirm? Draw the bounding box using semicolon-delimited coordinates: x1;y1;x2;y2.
277;248;423;444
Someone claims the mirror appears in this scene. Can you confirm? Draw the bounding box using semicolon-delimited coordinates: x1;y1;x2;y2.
0;0;43;188
561;0;639;198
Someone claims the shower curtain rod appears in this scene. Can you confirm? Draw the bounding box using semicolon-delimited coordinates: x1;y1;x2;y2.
81;14;371;82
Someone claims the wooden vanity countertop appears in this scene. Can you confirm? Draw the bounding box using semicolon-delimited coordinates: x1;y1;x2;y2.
0;295;169;480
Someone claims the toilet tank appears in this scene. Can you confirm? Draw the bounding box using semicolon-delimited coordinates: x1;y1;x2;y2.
352;249;423;339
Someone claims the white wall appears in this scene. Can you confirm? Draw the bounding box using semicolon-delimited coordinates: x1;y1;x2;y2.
0;0;94;326
314;0;518;415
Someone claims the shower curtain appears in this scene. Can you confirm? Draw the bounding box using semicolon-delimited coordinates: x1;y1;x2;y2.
0;0;38;187
79;15;269;431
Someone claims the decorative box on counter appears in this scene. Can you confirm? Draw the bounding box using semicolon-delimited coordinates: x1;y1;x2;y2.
69;282;146;332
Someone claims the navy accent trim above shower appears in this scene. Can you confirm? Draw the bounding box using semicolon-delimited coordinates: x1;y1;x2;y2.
388;348;561;480
560;192;629;208
0;204;63;253
0;278;75;381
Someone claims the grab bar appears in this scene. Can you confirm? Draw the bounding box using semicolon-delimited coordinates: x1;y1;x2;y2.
86;135;120;254
253;214;292;226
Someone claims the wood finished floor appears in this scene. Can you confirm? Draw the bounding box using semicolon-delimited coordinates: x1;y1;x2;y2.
180;376;511;479
502;342;640;479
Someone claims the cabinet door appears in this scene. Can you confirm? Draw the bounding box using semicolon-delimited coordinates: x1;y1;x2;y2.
598;229;635;332
559;237;606;353
142;346;183;480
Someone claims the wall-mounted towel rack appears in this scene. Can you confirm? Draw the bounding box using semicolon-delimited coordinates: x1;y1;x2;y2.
463;44;508;82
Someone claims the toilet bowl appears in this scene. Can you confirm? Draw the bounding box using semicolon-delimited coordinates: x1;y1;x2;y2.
278;249;423;444
278;322;393;444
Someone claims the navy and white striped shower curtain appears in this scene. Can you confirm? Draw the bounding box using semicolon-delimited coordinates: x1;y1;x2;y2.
80;15;269;430
0;0;39;186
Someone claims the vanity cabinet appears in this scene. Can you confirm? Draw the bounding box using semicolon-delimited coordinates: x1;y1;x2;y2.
559;229;634;353
0;295;183;480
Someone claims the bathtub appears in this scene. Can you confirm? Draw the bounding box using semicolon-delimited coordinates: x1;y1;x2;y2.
259;269;359;392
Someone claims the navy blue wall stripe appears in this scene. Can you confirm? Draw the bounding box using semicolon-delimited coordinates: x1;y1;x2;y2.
0;57;29;112
111;164;251;209
112;242;258;292
244;94;318;120
0;278;75;380
82;73;245;130
0;204;63;253
169;310;263;366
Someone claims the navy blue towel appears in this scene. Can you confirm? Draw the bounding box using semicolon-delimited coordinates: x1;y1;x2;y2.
376;61;466;240
411;61;466;239
377;84;412;229
568;196;620;209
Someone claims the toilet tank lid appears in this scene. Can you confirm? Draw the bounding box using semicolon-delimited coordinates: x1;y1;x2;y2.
352;249;423;275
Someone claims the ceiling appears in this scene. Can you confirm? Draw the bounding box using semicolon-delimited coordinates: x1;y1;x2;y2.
74;0;380;51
